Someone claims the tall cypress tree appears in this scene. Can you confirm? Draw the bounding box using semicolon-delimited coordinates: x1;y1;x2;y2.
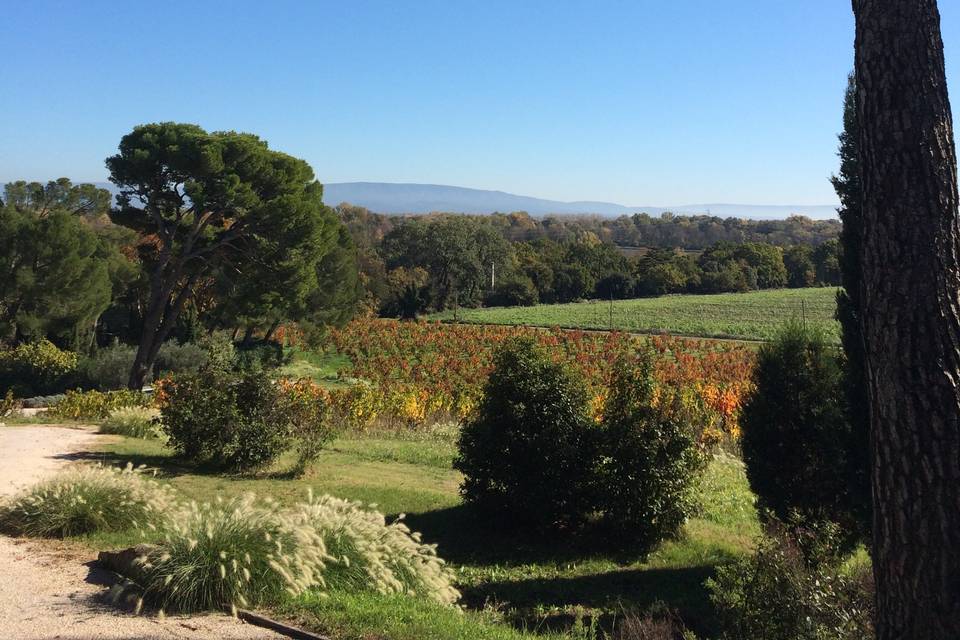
830;74;871;541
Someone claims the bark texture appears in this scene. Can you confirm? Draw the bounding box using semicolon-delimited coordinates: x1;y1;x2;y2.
852;1;960;638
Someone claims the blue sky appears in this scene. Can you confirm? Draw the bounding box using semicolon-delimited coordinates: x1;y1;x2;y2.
1;1;958;206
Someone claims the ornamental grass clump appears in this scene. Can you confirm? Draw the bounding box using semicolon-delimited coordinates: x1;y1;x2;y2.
136;491;459;614
136;494;331;613
290;492;459;604
0;463;176;538
100;406;165;440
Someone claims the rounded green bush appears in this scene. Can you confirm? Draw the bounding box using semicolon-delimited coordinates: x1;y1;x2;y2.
455;337;597;533
160;369;293;471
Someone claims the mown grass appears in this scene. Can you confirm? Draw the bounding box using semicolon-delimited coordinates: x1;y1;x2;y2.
279;590;581;640
72;433;758;638
278;347;351;387
430;287;840;342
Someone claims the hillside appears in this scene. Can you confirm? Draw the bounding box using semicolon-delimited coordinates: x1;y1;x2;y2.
322;182;839;219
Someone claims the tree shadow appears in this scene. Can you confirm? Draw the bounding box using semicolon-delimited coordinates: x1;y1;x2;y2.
402;506;723;635
462;565;719;636
403;505;619;567
57;449;194;478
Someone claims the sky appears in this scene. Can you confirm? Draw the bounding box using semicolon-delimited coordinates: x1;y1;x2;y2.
1;1;958;206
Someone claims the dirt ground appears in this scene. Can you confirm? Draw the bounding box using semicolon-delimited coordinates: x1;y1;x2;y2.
0;425;282;639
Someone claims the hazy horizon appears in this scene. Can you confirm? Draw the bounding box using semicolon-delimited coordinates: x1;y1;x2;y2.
2;2;956;205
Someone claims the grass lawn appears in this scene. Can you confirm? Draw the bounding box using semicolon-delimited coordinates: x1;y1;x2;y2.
429;287;840;342
278;346;352;387
73;431;759;639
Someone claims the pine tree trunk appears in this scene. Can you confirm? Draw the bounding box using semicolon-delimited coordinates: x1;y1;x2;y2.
853;1;960;638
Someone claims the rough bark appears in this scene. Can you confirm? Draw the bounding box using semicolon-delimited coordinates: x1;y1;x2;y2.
852;1;960;638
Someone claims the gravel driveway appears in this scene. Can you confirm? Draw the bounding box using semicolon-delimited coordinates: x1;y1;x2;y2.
0;426;282;639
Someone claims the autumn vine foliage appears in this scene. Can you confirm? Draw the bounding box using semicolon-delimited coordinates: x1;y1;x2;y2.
322;317;754;443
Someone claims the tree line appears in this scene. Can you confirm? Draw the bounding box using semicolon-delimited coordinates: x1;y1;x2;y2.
341;208;842;317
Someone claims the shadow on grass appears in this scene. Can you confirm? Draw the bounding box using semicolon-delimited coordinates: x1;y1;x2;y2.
56;449;195;478
403;506;724;635
465;565;719;636
404;505;615;567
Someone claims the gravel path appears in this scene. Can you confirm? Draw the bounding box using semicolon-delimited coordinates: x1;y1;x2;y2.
0;426;282;640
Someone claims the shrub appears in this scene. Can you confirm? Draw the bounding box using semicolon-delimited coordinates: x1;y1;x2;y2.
0;339;78;396
455;338;597;533
739;322;866;548
197;332;237;371
0;463;176;538
79;342;210;391
77;343;137;390
596;352;706;551
234;339;288;372
99;406;164;440
0;389;20;418
276;379;336;477
48;389;149;420
159;369;294;471
136;494;328;613
290;492;459;604
154;342;208;376
706;524;873;640
329;381;382;431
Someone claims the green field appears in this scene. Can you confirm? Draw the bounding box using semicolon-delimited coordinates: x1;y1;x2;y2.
431;287;840;342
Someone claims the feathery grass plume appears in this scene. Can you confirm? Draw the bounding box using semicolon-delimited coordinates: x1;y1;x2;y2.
99;407;165;440
289;493;460;604
137;493;330;613
0;463;177;538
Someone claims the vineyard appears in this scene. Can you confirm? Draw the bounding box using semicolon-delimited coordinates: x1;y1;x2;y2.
428;287;840;342
317;317;756;444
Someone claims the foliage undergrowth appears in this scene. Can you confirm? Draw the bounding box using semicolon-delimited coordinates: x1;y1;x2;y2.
707;523;874;640
0;339;78;396
99;406;164;439
48;388;149;420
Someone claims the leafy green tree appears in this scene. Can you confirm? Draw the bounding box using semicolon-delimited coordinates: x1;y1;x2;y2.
485;275;538;307
553;263;594;302
783;245;816;288
734;242;788;289
597;351;705;551
383;216;512;309
813;239;841;286
636;262;685;296
2;178;112;219
107;123;350;388
594;272;635;299
0;181;119;348
698;244;752;293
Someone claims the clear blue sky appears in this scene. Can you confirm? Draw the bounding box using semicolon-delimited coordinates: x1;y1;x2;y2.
1;1;958;206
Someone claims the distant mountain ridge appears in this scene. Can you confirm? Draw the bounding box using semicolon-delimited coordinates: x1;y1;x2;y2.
323;182;839;220
72;180;838;220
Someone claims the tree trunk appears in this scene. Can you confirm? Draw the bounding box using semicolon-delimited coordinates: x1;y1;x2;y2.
263;319;281;343
128;290;166;389
853;1;960;638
